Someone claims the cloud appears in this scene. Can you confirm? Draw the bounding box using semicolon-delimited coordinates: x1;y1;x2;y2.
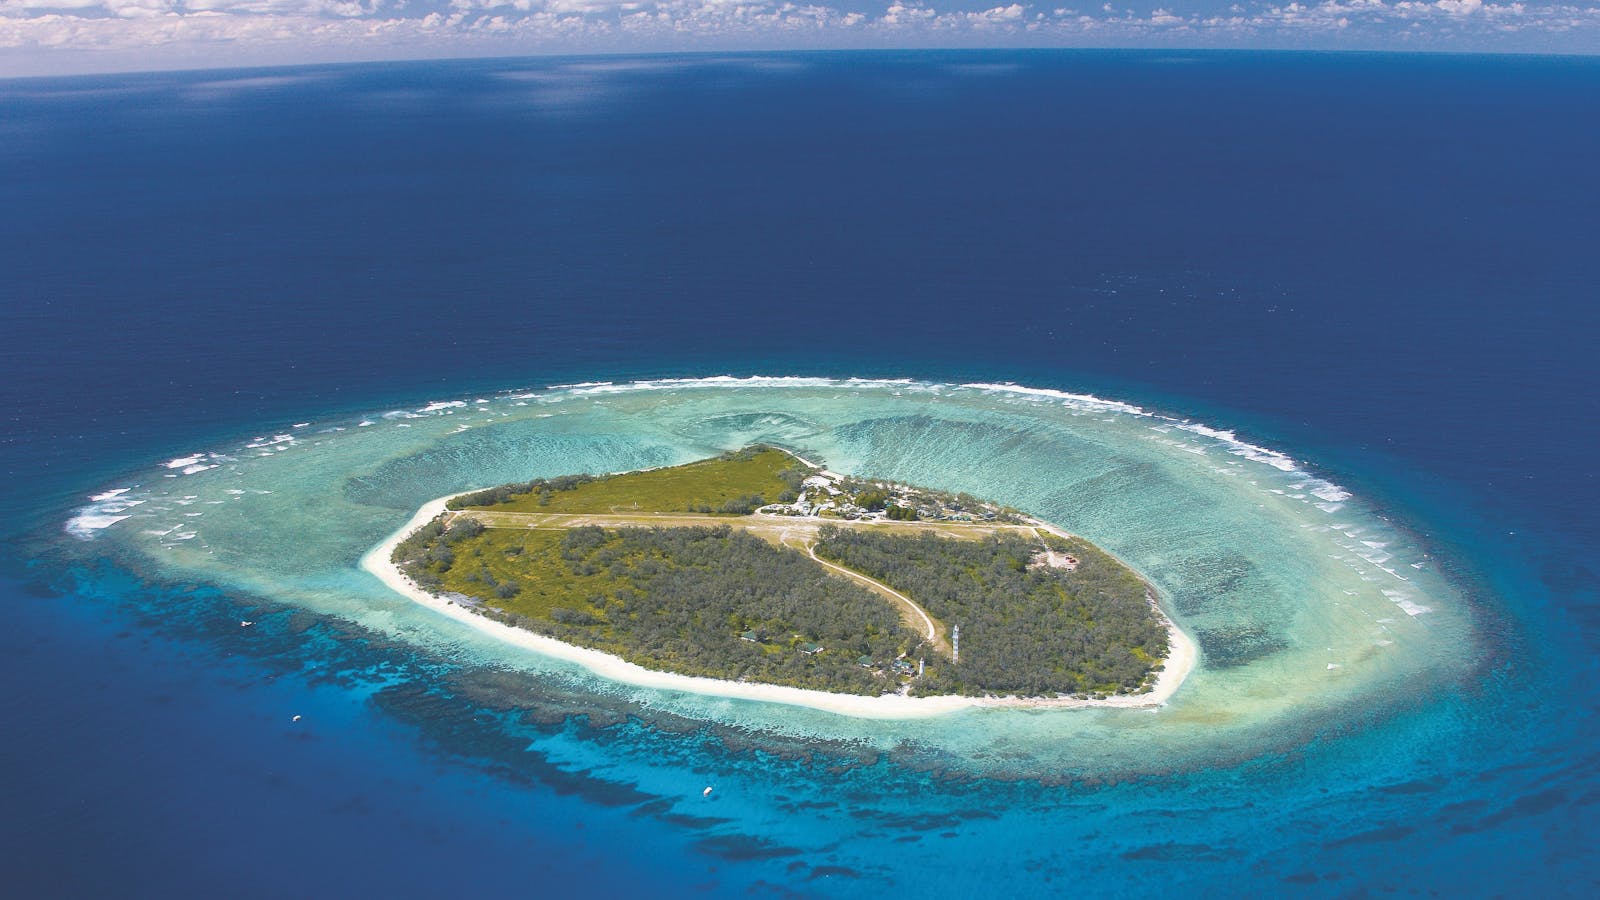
881;2;935;24
1;0;1598;69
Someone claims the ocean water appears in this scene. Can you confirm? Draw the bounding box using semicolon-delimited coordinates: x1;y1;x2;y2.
3;52;1598;897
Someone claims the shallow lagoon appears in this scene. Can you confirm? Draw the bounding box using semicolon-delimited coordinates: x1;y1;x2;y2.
63;377;1475;777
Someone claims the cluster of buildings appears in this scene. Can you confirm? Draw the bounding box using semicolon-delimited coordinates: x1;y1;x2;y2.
761;473;999;524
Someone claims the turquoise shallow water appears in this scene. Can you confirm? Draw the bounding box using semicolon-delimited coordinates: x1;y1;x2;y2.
62;378;1475;777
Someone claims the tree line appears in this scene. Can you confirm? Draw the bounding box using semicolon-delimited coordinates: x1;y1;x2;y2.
446;474;596;510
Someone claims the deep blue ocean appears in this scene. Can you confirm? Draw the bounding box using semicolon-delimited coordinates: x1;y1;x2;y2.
2;51;1597;897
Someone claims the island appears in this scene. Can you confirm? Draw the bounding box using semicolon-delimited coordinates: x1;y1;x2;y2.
364;446;1195;715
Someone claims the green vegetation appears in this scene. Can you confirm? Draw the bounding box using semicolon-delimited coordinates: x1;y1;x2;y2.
395;520;919;694
448;446;810;514
815;528;1166;698
393;445;1167;699
854;489;890;512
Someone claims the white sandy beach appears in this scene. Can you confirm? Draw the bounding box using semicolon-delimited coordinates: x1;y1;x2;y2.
360;493;1197;720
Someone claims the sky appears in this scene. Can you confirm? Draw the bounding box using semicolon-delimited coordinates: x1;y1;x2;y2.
0;0;1596;77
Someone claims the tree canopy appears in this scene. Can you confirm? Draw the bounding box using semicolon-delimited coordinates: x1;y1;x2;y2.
815;527;1165;697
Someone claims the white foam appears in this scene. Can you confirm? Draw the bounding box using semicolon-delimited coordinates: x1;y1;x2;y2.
419;400;469;413
1382;589;1432;616
961;382;1148;416
544;371;928;398
91;497;141;512
66;513;132;537
165;454;206;469
562;375;841;396
1376;566;1410;582
1176;422;1298;472
1311;484;1352;502
66;489;147;538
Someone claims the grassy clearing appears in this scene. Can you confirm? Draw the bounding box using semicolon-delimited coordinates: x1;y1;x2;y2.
439;528;620;621
460;446;808;515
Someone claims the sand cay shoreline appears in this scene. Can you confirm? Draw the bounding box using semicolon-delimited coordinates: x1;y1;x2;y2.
360;493;1197;720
